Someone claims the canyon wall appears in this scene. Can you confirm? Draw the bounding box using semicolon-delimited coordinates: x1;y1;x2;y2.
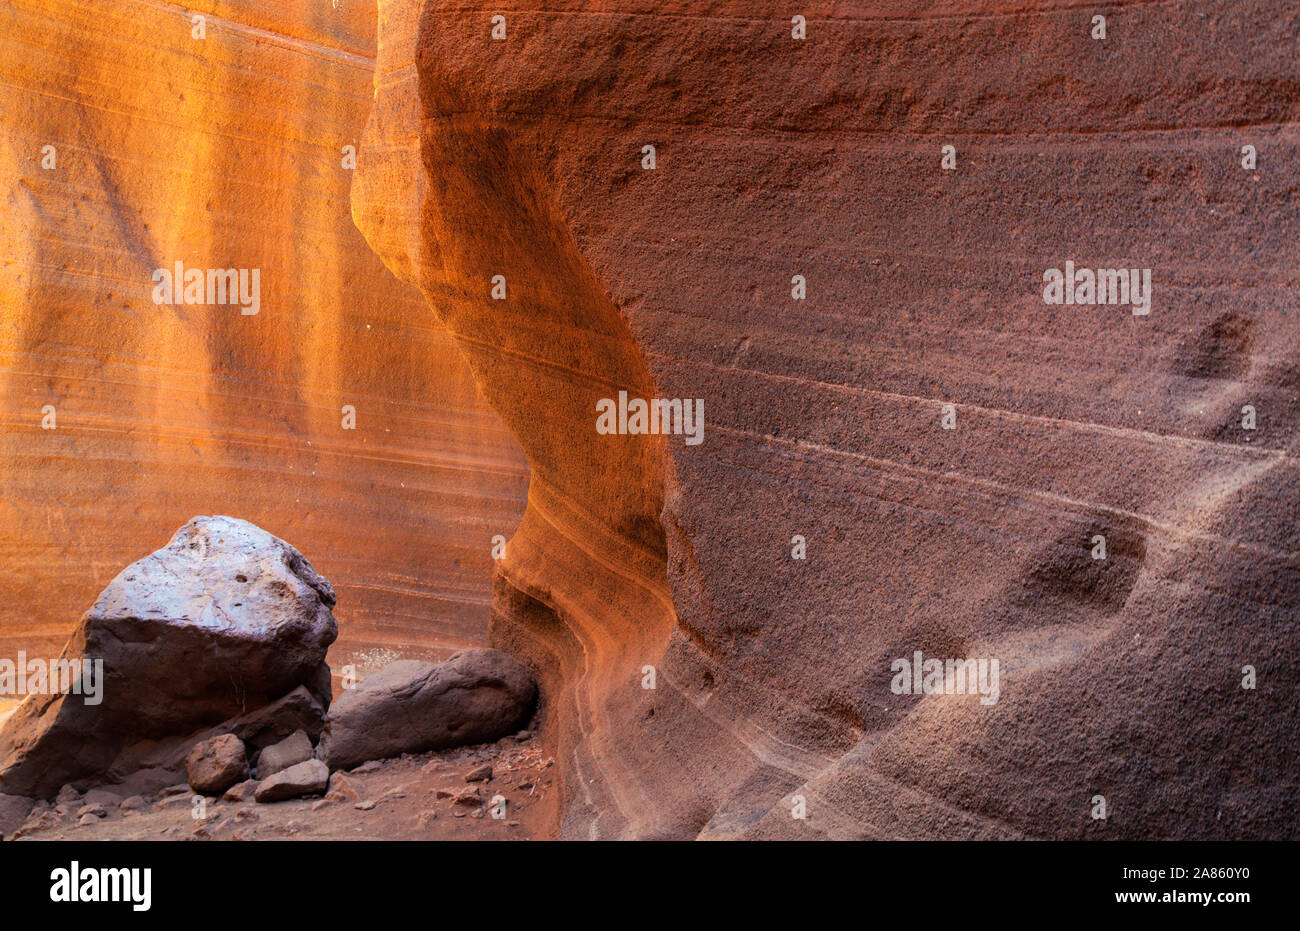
0;0;528;678
356;0;1300;839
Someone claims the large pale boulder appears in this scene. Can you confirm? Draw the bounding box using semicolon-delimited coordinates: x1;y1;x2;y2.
0;517;337;798
316;650;536;771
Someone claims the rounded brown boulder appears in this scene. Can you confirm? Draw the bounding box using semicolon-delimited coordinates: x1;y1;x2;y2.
316;650;536;771
185;734;249;796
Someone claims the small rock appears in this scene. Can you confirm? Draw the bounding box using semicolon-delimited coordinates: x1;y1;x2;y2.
350;760;383;774
418;809;437;827
434;788;455;800
469;808;485;819
81;788;124;808
464;764;493;783
221;780;257;802
76;803;107;819
186;734;249;795
324;772;360;802
254;729;313;779
514;730;532;741
253;759;330;803
17;810;59;837
311;799;333;811
55;784;81;806
234;808;259;823
508;820;520;827
109;767;181;800
154;793;195;811
78;813;99;827
453;809;466;818
354;800;376;811
159;783;191;798
0;794;35;837
453;787;483;808
119;795;146;813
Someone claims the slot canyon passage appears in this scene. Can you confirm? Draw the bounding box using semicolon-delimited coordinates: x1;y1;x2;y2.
0;1;529;687
2;0;1299;842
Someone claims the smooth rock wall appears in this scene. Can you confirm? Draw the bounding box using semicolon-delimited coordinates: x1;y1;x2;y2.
0;0;529;675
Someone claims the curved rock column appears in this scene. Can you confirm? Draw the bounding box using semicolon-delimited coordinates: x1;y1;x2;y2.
354;0;1300;839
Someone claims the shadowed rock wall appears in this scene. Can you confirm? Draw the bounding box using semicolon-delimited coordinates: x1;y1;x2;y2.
355;0;1300;839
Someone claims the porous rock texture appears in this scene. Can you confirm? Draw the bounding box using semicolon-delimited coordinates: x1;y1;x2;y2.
316;649;537;770
0;516;336;798
255;729;315;779
353;1;1300;839
0;0;529;673
254;758;330;803
105;683;328;797
186;733;250;795
0;793;35;838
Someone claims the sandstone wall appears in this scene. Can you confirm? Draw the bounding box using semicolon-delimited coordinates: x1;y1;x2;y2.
356;0;1300;838
0;0;528;678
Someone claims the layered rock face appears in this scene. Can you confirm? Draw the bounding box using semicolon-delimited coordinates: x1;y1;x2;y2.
355;0;1300;838
0;0;528;674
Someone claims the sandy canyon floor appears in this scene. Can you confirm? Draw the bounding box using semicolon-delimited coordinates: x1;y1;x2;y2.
13;734;555;842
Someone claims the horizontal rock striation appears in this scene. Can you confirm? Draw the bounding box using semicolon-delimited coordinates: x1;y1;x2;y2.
355;0;1300;838
0;0;529;676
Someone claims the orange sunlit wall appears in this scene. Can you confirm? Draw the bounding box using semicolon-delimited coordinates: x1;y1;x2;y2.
0;0;529;683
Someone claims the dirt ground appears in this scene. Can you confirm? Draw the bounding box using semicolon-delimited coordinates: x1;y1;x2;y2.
13;733;558;841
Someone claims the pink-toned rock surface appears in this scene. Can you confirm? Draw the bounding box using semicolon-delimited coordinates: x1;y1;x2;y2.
0;0;529;675
355;0;1300;839
0;0;1295;842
